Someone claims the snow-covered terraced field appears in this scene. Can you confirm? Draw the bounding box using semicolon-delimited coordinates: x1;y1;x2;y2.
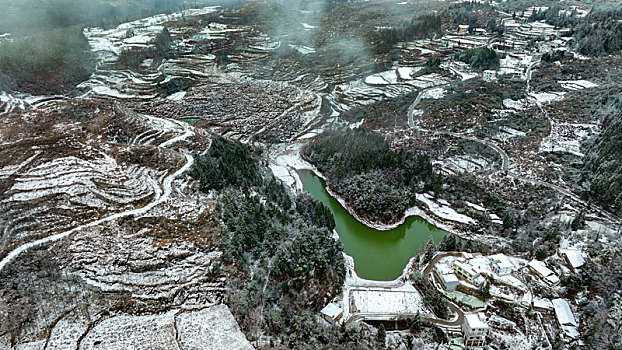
0;91;67;117
0;103;195;262
142;79;321;142
539;122;599;157
68;214;224;302
79;7;222;100
329;71;449;112
0;152;162;253
15;305;252;350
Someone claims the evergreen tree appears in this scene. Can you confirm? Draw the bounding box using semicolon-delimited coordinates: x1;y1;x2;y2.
423;236;437;263
376;324;386;346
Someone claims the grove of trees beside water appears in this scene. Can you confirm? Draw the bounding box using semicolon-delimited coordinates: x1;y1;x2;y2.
191;135;387;349
302;127;440;224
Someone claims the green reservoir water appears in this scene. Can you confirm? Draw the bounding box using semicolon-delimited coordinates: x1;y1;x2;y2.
299;170;447;281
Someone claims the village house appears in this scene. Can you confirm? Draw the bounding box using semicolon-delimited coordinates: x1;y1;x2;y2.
528;260;560;285
435;263;460;291
558;249;586;272
451;61;471;72
453;261;485;286
489;254;512;275
499;53;533;80
552;299;579;340
463;313;489;348
533;297;554;312
320;303;343;324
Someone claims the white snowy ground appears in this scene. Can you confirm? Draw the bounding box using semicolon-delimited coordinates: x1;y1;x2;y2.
289;44;316;55
435;155;492;175
492;126;526;142
529;91;566;104
79;6;229;100
351;284;425;314
539;122;599;157
416;193;475;224
558;79;598;91
68;306;252;350
330;70;449;112
502;98;529;110
0;91;66;117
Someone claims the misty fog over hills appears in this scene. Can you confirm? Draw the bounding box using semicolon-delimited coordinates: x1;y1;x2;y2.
0;0;621;349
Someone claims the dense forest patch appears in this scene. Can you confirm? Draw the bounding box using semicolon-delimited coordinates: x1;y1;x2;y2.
302;127;439;224
583;100;622;215
192;136;384;349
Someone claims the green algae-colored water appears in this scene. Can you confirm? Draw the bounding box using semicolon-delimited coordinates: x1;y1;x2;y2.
179;118;200;125
299;170;447;281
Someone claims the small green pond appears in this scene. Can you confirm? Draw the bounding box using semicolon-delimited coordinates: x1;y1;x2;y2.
179;118;200;125
299;170;447;281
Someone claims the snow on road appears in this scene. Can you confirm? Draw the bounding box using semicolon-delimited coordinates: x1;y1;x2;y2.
0;119;195;274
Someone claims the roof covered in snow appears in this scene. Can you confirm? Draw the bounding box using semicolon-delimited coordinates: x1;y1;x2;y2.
528;260;560;284
441;273;459;284
559;249;586;269
464;313;488;330
435;263;454;275
552;299;579;338
454;261;478;277
320;303;343;319
534;297;553;310
490;254;514;269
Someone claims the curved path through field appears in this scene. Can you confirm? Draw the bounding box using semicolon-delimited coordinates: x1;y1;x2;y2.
0;118;195;274
407;78;620;224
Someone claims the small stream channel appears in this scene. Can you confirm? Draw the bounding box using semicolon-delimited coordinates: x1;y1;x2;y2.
299;170;447;281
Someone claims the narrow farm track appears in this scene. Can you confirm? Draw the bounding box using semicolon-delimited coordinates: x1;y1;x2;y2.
407;81;621;224
0;120;196;274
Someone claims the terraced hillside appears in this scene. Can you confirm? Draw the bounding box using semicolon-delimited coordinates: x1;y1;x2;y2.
0;100;253;349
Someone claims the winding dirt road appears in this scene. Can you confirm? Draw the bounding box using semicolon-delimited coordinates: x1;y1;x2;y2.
407;78;620;224
0;120;195;274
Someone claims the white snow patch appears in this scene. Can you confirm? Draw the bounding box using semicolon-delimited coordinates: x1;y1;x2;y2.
365;70;399;85
176;305;253;350
539;122;598;157
397;66;423;80
465;201;486;212
493;126;526;141
558;80;598;90
503;98;528;110
289;44;316;55
166;91;187;101
529;91;566;103
416;193;475;224
351;284;425;314
421;87;446;99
